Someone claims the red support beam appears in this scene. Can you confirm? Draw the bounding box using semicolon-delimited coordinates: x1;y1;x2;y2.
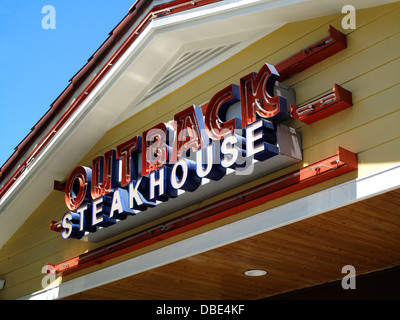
291;83;353;124
276;25;347;81
50;220;63;233
53;180;67;192
48;147;357;276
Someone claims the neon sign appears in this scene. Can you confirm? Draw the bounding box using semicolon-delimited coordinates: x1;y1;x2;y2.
61;63;300;240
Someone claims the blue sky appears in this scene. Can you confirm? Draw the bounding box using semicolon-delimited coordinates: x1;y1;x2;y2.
0;0;136;168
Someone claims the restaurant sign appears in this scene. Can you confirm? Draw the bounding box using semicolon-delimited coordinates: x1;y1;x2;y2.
60;63;302;240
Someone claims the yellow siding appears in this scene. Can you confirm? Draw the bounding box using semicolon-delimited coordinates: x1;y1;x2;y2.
1;2;399;300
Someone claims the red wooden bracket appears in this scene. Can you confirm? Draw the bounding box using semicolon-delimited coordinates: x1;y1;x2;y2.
291;83;352;124
275;25;347;81
50;220;63;232
54;180;67;192
49;147;357;275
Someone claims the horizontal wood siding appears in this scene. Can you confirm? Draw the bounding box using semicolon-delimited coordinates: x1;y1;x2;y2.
0;2;399;299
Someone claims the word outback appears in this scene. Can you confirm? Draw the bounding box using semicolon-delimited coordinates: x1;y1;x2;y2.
61;63;292;239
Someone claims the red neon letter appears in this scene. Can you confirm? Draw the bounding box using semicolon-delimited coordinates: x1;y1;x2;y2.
116;136;142;187
65;166;92;211
91;149;119;199
204;84;240;140
142;123;172;175
171;105;208;161
240;63;288;127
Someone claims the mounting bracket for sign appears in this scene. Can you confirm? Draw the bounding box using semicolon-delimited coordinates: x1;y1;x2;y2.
291;84;353;124
50;220;63;232
53;180;67;192
47;147;357;276
275;25;347;81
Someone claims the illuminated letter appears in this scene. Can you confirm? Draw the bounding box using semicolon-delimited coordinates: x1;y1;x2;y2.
76;204;88;232
91;156;103;200
61;212;84;239
170;158;201;192
149;167;166;201
142;123;173;175
64;166;92;211
109;188;135;219
172;105;208;161
116;136;142;187
220;133;245;168
240;63;288;127
204;84;241;140
149;167;177;201
245;119;278;161
129;177;156;210
61;213;73;239
92;196;115;227
91;150;119;199
195;143;225;181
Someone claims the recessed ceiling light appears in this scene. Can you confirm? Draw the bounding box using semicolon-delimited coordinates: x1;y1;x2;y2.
245;269;267;277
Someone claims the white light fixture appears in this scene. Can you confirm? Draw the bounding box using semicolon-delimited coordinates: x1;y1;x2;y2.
245;269;267;277
0;279;5;290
